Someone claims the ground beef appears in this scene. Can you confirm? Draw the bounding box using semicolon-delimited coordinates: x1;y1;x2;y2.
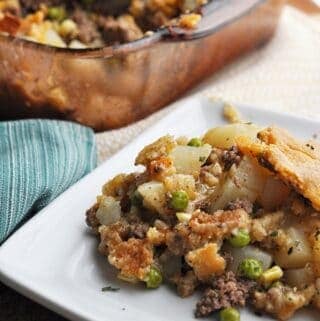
224;198;253;214
120;194;131;213
194;198;211;212
221;146;242;171
20;0;64;12
221;251;233;267
71;8;101;44
96;14;143;45
85;203;100;231
91;0;130;16
166;230;189;256
176;271;198;298
195;271;255;317
128;222;149;239
157;249;182;280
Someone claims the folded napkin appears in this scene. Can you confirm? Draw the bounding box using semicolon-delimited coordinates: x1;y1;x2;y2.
0;119;96;243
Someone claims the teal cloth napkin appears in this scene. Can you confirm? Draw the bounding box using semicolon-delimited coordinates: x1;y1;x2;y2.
0;119;97;243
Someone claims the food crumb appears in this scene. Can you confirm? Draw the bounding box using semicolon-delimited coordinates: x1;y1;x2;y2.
178;13;202;29
223;103;242;123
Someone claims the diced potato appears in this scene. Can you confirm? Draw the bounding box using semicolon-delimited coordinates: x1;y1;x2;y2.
137;181;167;214
203;123;261;149
170;144;212;176
164;174;196;199
96;196;121;226
274;227;313;269
284;265;315;289
309;228;320;277
211;156;269;211
186;243;226;281
68;39;87;49
28;21;67;47
225;244;273;273
58;19;78;38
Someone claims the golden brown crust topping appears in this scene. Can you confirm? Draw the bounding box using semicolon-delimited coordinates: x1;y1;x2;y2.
253;284;315;321
135;135;176;166
108;238;153;280
189;209;250;240
237;126;320;211
185;243;226;281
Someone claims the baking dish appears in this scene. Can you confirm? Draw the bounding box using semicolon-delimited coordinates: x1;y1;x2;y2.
0;0;284;131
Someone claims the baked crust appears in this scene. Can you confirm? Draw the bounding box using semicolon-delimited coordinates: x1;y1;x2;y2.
237;126;320;211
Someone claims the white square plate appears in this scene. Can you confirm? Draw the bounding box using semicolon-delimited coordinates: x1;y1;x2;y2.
0;95;319;321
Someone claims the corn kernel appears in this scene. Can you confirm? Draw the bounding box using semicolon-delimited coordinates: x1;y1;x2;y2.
260;266;283;287
176;212;192;223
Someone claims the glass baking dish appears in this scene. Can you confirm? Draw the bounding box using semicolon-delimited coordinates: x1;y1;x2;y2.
0;0;284;131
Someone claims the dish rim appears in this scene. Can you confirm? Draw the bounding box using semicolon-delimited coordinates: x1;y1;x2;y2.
0;0;266;59
0;94;319;321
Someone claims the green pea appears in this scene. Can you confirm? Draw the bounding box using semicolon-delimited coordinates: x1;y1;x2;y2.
238;258;263;280
145;267;162;289
228;229;251;248
220;307;240;321
187;137;203;147
170;190;189;211
47;6;67;22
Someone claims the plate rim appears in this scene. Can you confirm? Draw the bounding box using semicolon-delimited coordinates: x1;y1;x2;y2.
0;94;319;321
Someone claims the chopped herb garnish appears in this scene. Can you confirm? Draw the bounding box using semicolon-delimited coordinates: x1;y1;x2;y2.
199;156;206;162
287;247;293;255
102;286;120;292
